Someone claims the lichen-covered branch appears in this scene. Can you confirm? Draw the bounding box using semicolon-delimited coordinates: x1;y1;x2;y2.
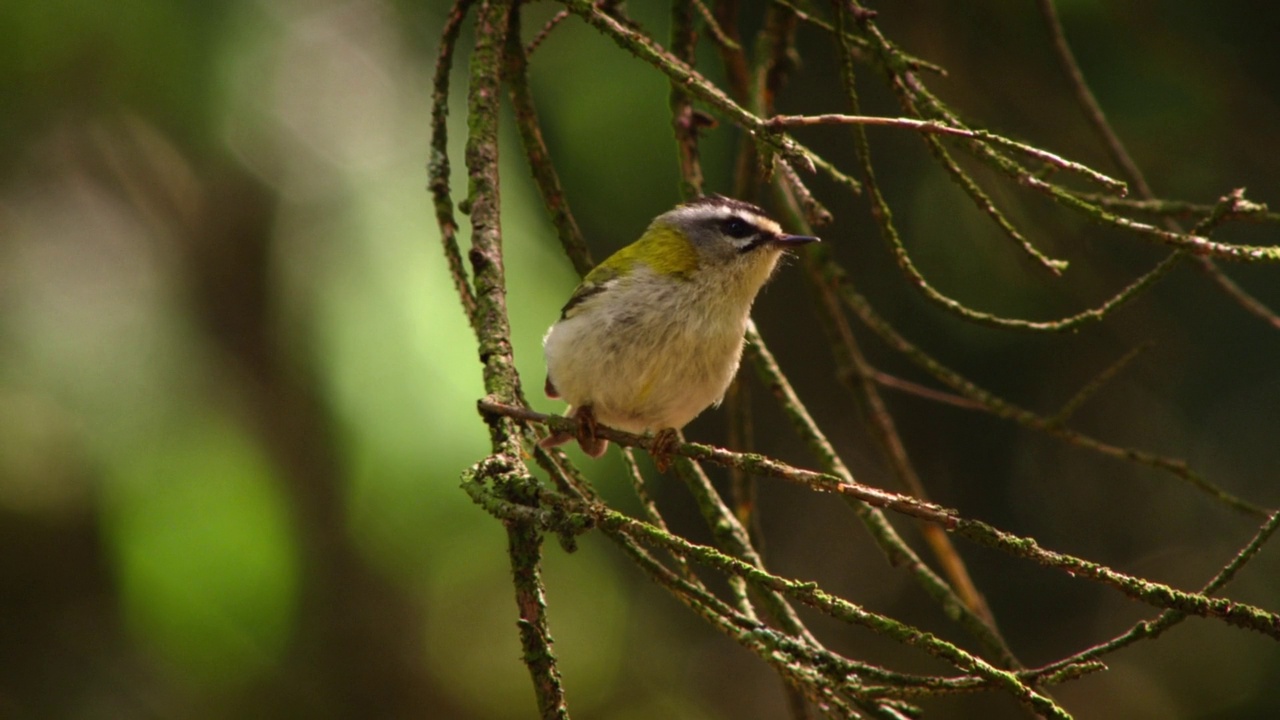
463;3;569;716
436;4;1280;718
429;0;479;331
475;400;1280;641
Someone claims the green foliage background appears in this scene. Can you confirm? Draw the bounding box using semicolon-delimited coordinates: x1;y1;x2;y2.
1;1;1278;718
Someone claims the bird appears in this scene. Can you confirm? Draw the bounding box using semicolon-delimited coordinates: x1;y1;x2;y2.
540;195;819;462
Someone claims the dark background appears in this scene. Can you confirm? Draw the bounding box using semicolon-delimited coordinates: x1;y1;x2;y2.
2;1;1278;718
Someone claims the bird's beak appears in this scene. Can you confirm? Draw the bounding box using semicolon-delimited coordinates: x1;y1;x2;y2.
776;234;820;246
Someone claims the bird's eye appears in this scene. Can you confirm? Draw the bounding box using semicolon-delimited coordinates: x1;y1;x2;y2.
722;217;754;239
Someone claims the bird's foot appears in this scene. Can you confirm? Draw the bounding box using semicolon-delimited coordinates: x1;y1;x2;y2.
575;405;608;458
649;428;681;473
538;405;608;458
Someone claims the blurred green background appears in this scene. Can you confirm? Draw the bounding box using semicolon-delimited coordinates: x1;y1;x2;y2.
2;1;1279;718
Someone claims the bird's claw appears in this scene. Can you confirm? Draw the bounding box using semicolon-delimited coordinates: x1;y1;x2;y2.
575;405;608;458
650;428;681;473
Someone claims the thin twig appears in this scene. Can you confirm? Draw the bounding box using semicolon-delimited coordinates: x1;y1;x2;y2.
1037;0;1280;324
830;272;1271;518
505;1;594;276
473;476;1068;719
1051;344;1150;425
607;505;1068;719
670;0;706;200
562;0;862;194
525;9;570;55
823;3;1171;332
1035;0;1149;199
746;322;1021;668
1031;510;1280;676
768;113;1125;194
428;0;479;330
773;0;947;75
443;3;1280;717
772;174;1019;667
1070;192;1277;224
673;451;820;645
866;371;989;412
692;0;740;51
476;400;1280;639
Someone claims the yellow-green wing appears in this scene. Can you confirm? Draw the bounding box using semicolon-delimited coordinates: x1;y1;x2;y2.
559;263;619;319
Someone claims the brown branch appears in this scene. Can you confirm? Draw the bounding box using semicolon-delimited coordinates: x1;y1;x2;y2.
670;0;706;199
467;3;568;716
504;0;594;275
1036;0;1280;325
477;399;1280;640
768;113;1125;194
429;0;480;330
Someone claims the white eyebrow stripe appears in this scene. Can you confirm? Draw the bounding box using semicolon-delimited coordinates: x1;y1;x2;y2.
672;205;780;232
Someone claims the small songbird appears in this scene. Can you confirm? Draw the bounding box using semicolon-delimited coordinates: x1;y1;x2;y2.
540;195;819;459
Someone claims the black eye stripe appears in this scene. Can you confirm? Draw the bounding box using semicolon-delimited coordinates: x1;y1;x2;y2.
720;216;757;239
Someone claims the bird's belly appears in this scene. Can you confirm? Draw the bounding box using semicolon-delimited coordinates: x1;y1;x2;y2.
544;309;746;434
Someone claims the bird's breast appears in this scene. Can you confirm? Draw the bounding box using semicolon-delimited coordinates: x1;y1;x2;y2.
543;267;754;432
